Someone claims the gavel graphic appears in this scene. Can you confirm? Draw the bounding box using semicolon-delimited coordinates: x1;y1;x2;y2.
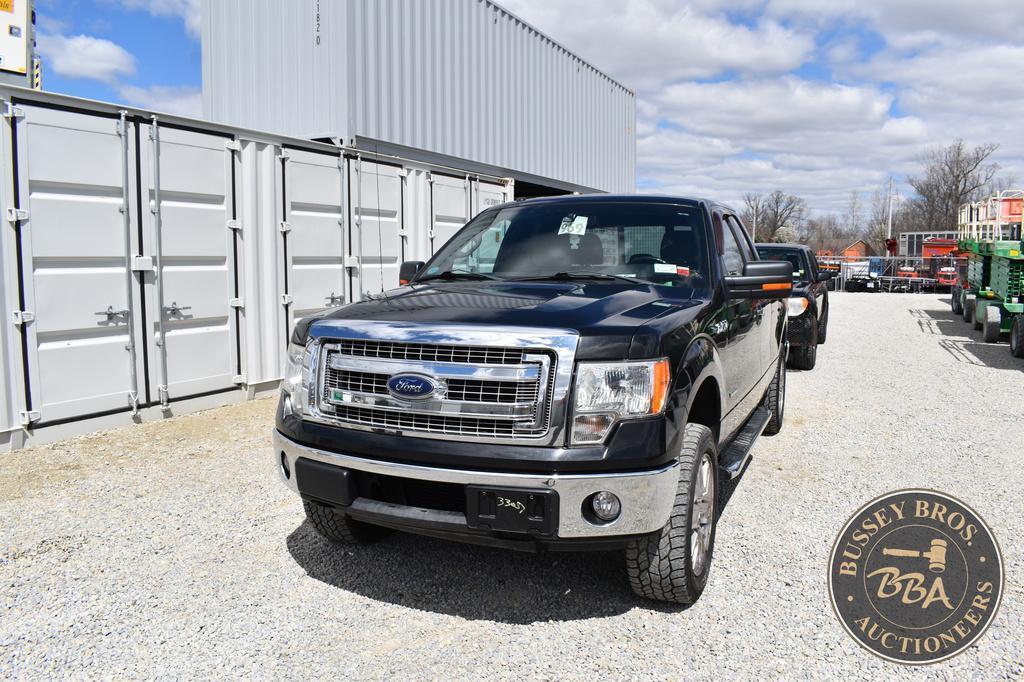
882;538;948;573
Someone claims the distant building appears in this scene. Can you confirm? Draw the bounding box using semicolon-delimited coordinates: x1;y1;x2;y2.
841;240;877;258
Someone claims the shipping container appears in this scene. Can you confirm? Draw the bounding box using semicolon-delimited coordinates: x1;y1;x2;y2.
201;0;636;194
0;85;512;450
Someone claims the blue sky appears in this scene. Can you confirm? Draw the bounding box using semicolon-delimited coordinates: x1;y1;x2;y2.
33;0;1024;215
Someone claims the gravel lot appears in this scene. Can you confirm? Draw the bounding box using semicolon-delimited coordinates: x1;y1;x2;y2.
2;293;1022;679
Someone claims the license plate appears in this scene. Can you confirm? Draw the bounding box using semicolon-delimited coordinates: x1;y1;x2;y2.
465;486;558;536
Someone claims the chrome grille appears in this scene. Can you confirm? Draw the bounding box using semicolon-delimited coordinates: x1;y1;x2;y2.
315;339;553;441
330;405;517;438
337;339;524;365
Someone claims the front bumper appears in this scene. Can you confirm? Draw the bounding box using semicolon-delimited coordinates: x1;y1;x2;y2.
274;430;679;542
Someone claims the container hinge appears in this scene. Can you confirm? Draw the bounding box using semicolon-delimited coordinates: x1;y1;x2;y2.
281;294;293;306
158;386;170;408
7;207;28;224
277;149;290;161
12;310;34;325
226;219;241;231
398;168;408;178
131;255;154;272
3;103;24;120
279;221;292;234
343;255;359;272
19;410;40;426
127;391;139;414
229;298;244;309
232;374;247;385
425;172;433;183
225;139;241;152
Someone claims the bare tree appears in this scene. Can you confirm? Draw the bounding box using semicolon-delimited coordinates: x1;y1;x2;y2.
740;193;768;240
864;185;890;253
842;191;863;238
758;190;807;242
906;140;1000;230
802;214;842;252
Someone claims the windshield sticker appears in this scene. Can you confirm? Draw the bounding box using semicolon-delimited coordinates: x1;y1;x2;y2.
676;266;690;277
558;215;589;235
653;263;676;274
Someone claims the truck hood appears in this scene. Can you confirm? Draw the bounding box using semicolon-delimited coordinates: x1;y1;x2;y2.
309;281;705;359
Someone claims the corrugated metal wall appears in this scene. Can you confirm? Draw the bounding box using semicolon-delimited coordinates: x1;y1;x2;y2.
202;0;636;194
0;87;512;450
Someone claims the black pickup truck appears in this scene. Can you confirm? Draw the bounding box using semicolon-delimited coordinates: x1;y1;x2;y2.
755;243;831;370
276;195;793;604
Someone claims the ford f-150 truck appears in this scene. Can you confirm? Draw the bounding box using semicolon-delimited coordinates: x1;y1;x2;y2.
275;195;793;604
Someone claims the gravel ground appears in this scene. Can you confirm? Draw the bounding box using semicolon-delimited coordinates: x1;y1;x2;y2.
2;292;1022;679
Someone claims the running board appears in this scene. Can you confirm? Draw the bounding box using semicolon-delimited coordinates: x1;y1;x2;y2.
718;407;771;480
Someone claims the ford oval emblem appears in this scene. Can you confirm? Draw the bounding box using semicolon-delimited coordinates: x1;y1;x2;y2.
386;373;437;400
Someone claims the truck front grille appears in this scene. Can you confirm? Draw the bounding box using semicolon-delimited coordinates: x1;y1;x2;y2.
315;339;554;442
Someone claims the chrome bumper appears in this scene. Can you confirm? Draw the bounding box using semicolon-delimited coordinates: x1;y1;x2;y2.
273;431;679;538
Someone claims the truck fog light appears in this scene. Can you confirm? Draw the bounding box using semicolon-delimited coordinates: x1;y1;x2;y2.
590;491;621;522
572;413;615;444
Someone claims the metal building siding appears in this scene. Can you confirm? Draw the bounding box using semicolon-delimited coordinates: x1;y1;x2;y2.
202;0;635;193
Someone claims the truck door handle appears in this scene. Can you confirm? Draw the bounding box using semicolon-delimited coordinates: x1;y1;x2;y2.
95;306;130;323
163;301;192;317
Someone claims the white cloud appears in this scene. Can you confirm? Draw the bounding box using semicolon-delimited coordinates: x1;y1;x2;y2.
113;0;202;38
37;33;135;83
117;84;202;117
500;0;814;91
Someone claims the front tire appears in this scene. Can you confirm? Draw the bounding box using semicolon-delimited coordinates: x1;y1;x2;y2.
626;423;718;605
1011;316;1024;358
303;499;391;545
982;305;1002;343
951;286;962;315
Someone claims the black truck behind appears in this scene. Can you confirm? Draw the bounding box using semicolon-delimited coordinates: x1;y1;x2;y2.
276;195;792;604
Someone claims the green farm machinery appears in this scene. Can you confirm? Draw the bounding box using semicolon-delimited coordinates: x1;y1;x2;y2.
953;191;1024;357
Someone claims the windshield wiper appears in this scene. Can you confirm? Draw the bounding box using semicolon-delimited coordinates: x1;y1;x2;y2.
515;271;644;284
415;270;502;283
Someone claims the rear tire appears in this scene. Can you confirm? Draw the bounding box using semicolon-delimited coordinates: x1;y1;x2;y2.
982;305;1002;343
303;499;391;545
1011;316;1024;358
626;423;718;605
951;286;962;315
817;304;829;344
762;353;786;436
963;295;975;324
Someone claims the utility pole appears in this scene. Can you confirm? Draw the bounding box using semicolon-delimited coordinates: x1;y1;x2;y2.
886;177;894;239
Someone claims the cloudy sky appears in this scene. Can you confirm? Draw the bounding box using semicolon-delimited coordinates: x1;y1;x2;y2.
36;0;1024;213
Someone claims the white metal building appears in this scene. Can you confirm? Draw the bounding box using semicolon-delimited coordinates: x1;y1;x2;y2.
0;1;635;450
201;0;636;195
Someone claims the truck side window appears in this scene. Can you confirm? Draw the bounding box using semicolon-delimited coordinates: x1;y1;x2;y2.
727;216;756;263
719;217;744;276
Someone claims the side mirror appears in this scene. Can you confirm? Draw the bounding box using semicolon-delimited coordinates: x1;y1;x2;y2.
399;261;426;285
817;271;834;282
726;261;794;300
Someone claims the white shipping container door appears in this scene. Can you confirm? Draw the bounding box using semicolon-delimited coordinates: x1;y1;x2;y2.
284;149;346;320
430;174;470;253
140;121;238;401
349;158;402;298
11;105;145;423
473;178;508;216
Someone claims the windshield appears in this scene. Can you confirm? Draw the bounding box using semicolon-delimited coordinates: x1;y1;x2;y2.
420;200;710;288
756;247;809;283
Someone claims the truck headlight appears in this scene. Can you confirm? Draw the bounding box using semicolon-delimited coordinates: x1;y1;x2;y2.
786;297;809;317
282;342;313;415
571;359;670;445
